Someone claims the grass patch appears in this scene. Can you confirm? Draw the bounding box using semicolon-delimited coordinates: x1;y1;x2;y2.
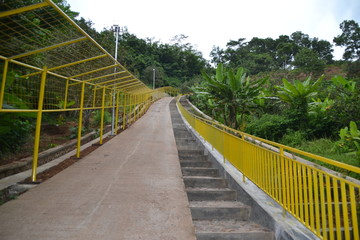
298;138;360;179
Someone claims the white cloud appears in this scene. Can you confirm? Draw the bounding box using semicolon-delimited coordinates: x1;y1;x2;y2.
67;0;359;60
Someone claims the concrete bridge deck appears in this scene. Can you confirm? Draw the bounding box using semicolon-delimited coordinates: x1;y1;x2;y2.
0;97;196;240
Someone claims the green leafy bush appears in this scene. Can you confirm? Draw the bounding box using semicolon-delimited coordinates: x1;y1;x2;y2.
334;121;360;157
280;130;308;147
0;117;33;156
246;114;290;141
92;110;111;127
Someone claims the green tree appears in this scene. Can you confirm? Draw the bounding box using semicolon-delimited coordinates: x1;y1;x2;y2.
293;48;326;75
333;20;360;61
199;63;266;129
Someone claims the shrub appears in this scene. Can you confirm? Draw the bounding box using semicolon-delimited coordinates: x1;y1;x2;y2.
246;114;290;141
0;118;33;156
280;130;308;147
333;121;360;157
92;110;111;127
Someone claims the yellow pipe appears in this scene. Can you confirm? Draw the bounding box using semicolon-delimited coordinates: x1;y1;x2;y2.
340;182;350;239
91;73;130;86
0;60;9;110
31;67;47;182
76;82;85;158
115;81;141;90
92;87;96;108
10;37;87;60
99;87;106;144
70;64;118;79
0;2;48;18
123;94;127;130
21;54;108;78
349;186;359;240
70;70;128;86
129;95;133;124
114;91;119;134
64;78;69;109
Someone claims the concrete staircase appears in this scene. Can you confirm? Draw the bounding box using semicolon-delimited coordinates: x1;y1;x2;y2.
170;100;274;240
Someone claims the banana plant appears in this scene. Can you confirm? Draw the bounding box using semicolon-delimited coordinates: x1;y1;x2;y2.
275;76;323;129
201;63;266;130
336;121;360;158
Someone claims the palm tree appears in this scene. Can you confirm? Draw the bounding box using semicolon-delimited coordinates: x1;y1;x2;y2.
200;63;266;130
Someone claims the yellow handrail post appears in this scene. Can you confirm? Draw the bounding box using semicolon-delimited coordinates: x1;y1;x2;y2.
114;91;120;134
0;60;9;110
31;67;47;182
76;82;85;158
122;93;127;130
129;95;133;124
64;78;69;109
92;87;96;108
99;87;106;144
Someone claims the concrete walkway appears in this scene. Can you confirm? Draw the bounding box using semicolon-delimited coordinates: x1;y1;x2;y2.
0;97;196;240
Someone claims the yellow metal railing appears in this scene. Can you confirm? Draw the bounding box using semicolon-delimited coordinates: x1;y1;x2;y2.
177;99;360;240
0;1;178;181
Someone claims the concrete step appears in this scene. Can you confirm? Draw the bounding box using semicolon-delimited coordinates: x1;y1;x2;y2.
175;139;198;145
194;220;274;240
178;149;204;156
186;188;236;201
190;201;251;221
177;145;203;151
173;130;193;139
183;176;227;188
182;167;219;177
179;155;208;161
180;161;212;168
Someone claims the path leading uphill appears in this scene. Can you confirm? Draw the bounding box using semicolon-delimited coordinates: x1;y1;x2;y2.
0;97;196;240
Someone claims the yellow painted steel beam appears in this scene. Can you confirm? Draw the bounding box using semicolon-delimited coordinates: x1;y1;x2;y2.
21;54;108;78
122;84;145;92
70;64;118;79
111;79;138;88
122;82;146;92
76;82;85;158
0;60;9;110
81;70;128;85
45;0;150;91
114;92;120;134
0;56;43;72
117;82;143;91
0;2;49;18
122;94;127;129
31;67;47;182
99;87;106;144
10;37;87;60
95;75;133;86
69;71;128;87
45;0;143;86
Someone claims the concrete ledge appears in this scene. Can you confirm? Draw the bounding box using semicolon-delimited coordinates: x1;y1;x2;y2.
0;125;112;180
0;131;111;191
177;104;320;240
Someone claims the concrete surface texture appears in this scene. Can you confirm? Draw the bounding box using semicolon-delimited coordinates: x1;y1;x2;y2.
0;97;196;240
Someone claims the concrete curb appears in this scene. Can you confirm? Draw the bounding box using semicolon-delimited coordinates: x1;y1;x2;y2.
0;131;111;191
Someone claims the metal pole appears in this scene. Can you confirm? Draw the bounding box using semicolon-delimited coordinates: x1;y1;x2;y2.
31;67;47;182
111;25;120;135
152;68;155;89
0;60;9;110
76;82;85;158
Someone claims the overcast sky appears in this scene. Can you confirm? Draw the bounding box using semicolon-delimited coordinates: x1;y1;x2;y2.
66;0;360;60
